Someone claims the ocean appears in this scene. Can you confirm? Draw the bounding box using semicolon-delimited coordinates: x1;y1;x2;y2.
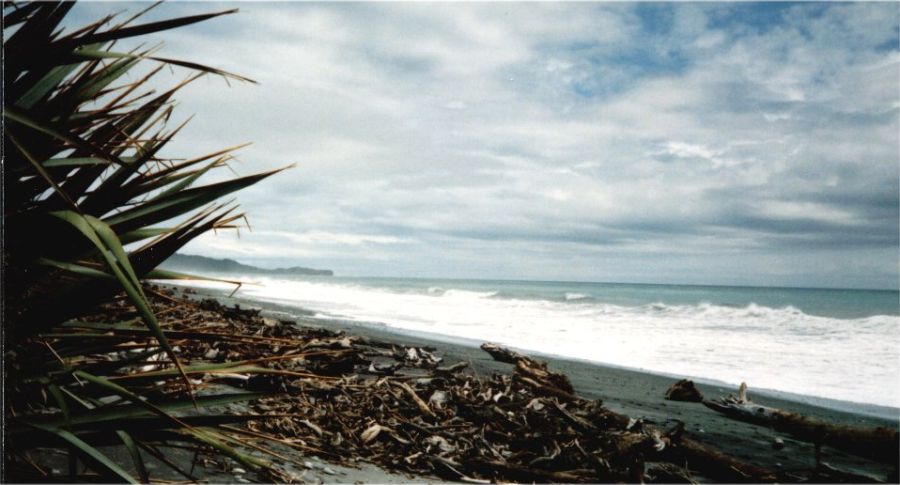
179;275;900;408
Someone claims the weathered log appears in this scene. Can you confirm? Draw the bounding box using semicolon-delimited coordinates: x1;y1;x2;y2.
703;383;899;464
480;342;525;364
434;361;468;375
467;457;593;483
665;379;704;402
481;343;576;397
676;437;778;483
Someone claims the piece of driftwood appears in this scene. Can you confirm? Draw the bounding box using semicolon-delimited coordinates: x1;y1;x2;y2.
434;361;468;375
703;383;899;464
392;381;437;418
480;342;525;364
516;374;579;402
665;379;704;402
676;436;778;482
481;342;576;397
467;457;593;483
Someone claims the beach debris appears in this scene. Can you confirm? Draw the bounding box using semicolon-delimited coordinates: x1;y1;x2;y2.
675;436;778;482
23;286;895;484
665;379;705;402
480;342;577;400
435;361;468;375
360;423;384;444
704;383;899;464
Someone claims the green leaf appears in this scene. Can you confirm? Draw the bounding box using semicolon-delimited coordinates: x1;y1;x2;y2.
74;48;256;84
48;211;193;396
116;431;149;484
29;392;269;430
26;424;139;484
4;106;126;167
68;9;240;47
146;268;245;290
105;165;290;232
73;56;140;104
7;130;78;209
149;160;219;201
43;157;111;167
15;62;80;109
37;257;115;280
119;227;172;245
48;384;71;426
187;428;271;471
72;371;188;430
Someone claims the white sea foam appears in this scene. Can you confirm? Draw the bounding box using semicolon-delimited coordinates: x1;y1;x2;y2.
443;289;498;299
565;292;591;301
178;277;900;408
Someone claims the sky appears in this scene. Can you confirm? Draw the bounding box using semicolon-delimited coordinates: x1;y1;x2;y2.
68;2;900;289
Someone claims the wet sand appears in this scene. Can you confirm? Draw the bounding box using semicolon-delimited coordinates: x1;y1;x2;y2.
175;284;900;482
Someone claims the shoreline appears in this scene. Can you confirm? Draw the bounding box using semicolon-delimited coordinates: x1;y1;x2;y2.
309;314;899;421
176;281;899;421
303;311;899;421
170;282;899;482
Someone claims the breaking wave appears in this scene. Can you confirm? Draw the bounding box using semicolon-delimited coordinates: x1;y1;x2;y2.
177;277;900;407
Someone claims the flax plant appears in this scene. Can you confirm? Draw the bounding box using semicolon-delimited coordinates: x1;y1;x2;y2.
4;2;292;481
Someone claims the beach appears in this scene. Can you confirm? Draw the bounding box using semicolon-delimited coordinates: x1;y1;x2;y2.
174;283;900;482
7;2;899;483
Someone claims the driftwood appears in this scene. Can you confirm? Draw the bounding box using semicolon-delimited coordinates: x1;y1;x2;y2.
467;457;593;483
480;342;525;363
703;383;899;464
481;342;575;396
665;379;704;402
676;437;778;483
480;344;791;482
25;289;894;484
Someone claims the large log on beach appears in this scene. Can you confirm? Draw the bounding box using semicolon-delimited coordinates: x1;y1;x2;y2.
675;437;778;483
703;383;899;464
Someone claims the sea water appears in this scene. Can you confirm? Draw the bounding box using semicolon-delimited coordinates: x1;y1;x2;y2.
181;276;900;408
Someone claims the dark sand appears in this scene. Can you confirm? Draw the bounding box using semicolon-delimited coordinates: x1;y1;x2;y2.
175;284;900;483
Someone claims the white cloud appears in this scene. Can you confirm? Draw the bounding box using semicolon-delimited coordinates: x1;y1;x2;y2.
66;2;900;288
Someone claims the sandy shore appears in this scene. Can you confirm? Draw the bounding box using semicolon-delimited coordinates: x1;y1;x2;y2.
175;284;899;482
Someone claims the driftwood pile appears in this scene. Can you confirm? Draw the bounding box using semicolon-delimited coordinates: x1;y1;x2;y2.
54;288;899;483
247;342;681;483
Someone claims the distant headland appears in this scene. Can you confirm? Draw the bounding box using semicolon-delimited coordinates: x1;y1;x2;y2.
161;253;333;276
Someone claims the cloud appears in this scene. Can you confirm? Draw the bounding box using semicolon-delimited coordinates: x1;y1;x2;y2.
67;2;900;289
